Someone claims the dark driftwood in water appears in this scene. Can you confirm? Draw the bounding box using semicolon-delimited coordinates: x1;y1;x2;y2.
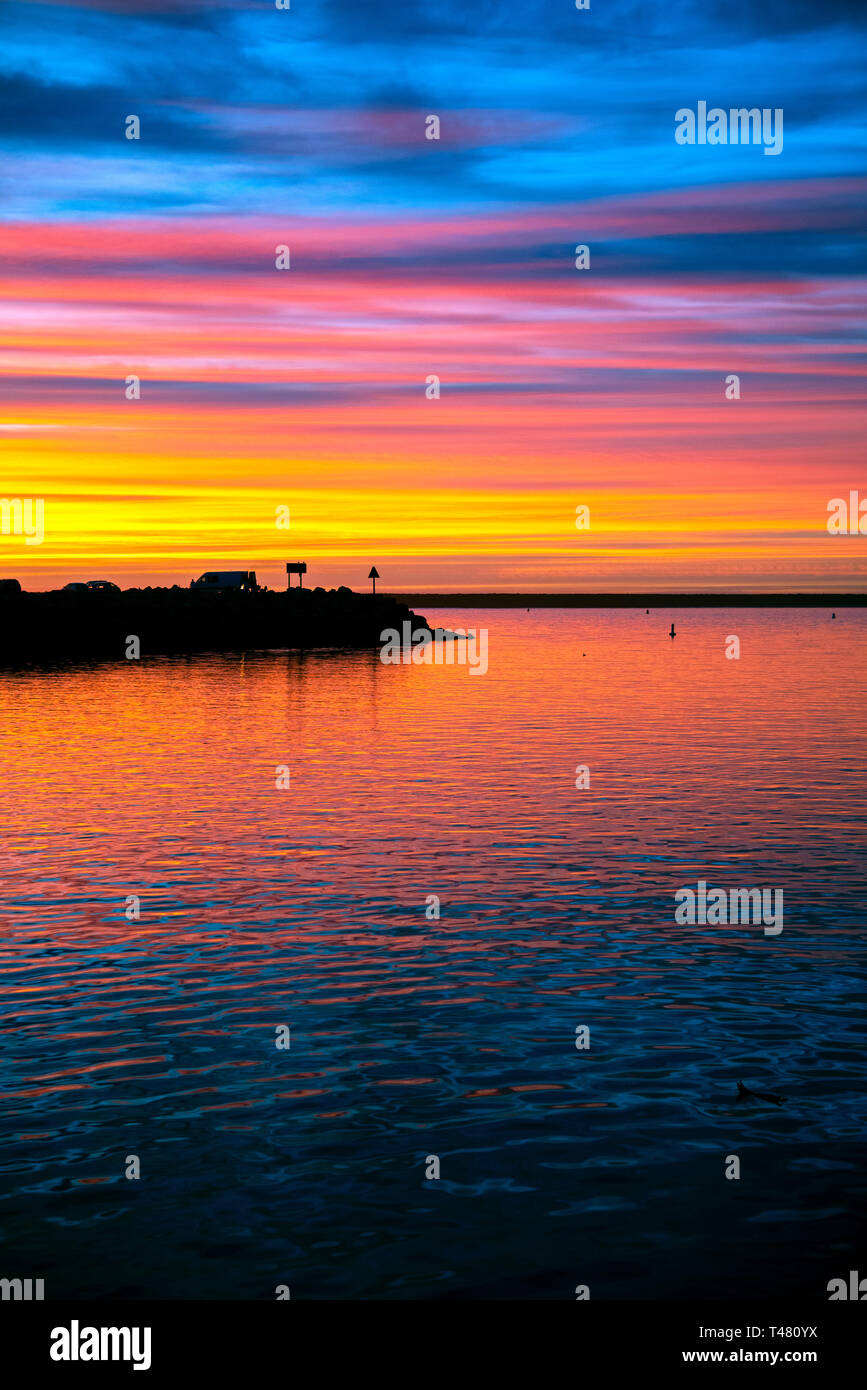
736;1080;786;1105
0;586;428;664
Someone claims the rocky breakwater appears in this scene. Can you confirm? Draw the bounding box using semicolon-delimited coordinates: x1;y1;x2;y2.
0;584;430;664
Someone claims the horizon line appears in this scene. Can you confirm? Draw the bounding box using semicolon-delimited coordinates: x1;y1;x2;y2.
388;591;867;607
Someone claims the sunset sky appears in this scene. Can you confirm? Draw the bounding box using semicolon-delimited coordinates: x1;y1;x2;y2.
1;0;865;591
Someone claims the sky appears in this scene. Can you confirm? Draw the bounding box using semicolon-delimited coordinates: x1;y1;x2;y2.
1;0;865;592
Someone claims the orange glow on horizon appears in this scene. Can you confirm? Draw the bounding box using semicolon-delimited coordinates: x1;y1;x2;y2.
2;206;865;593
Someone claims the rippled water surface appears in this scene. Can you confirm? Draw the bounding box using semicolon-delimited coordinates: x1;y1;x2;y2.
1;608;865;1299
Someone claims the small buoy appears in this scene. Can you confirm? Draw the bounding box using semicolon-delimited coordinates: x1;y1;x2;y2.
646;608;649;614
832;612;836;619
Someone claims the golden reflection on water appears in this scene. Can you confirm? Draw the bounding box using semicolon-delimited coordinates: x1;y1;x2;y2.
0;608;865;1298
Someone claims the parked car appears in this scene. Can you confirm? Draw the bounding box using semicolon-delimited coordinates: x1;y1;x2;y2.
62;582;89;593
190;571;258;592
0;578;21;594
86;580;120;592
